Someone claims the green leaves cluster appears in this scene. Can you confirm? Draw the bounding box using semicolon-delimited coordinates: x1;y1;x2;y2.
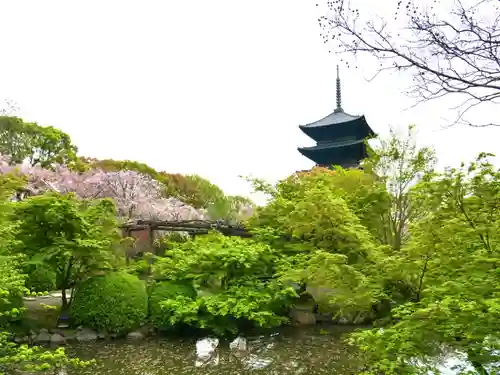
152;233;297;335
0;180;94;374
12;193;122;309
245;125;500;373
349;154;500;374
248;166;389;318
70;272;148;335
0;116;79;169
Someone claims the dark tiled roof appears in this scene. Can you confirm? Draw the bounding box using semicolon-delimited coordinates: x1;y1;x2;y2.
298;138;365;151
300;110;363;128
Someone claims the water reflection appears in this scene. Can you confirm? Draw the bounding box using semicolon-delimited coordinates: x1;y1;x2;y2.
65;326;362;375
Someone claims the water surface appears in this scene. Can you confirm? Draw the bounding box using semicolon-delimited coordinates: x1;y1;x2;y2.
65;325;364;375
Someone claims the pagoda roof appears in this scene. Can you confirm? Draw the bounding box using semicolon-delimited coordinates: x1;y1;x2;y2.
300;109;364;128
298;138;365;152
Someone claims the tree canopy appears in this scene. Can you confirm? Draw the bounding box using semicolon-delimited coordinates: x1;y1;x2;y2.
0;116;79;168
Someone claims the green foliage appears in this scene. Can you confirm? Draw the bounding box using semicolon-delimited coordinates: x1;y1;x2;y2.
70;272;148;335
206;194;255;223
277;251;385;320
0;116;79;169
0;175;91;373
152;233;297;335
247;166;390;320
148;281;197;331
162;173;225;209
12;193;121;308
0;255;92;374
249;166;383;260
25;266;57;293
350;153;500;374
83;158;159;175
364;124;436;250
0;256;26;327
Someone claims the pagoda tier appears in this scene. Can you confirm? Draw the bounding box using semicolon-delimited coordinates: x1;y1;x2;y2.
298;139;369;168
297;66;375;169
298;112;373;142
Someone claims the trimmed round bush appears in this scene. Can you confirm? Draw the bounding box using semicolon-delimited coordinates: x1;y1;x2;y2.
26;266;56;293
70;272;148;335
149;281;196;331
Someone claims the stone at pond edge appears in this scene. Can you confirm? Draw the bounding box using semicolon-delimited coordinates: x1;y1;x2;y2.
335;317;348;324
229;336;247;351
126;331;145;341
14;336;30;344
76;328;98;342
315;312;333;323
290;308;316;325
50;333;66;345
34;329;51;343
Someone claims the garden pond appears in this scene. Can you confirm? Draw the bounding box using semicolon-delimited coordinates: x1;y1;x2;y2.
58;325;469;375
62;325;362;375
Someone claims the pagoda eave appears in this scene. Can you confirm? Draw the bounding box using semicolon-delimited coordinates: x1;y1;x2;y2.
299;115;374;142
297;140;369;168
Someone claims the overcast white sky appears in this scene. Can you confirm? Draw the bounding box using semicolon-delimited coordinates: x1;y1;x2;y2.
0;0;498;201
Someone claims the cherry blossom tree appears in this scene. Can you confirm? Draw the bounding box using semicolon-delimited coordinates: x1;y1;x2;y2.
0;155;205;221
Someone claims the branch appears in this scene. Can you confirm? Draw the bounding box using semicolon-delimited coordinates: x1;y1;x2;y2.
319;0;500;127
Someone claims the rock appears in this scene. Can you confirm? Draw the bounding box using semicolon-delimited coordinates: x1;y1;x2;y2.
50;333;66;345
353;315;366;325
126;331;145;341
337;317;349;325
290;308;316;325
33;332;50;344
229;336;247;351
14;336;29;344
196;337;219;359
137;325;154;335
63;331;76;341
76;328;97;342
32;328;50;344
315;312;333;323
97;331;108;340
195;338;219;367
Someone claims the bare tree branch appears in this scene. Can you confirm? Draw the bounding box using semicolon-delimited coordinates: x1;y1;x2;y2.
0;99;19;116
318;0;500;127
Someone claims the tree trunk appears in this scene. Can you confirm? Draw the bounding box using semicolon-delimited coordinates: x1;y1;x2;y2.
61;288;69;311
60;260;74;311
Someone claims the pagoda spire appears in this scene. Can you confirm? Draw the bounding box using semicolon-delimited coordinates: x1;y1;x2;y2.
334;65;343;113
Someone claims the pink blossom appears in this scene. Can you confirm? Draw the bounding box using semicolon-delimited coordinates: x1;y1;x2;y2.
0;155;206;221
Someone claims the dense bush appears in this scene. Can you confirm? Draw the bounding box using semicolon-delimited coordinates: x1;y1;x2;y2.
25;266;57;293
148;281;197;331
152;233;297;335
70;272;148;335
0;282;24;326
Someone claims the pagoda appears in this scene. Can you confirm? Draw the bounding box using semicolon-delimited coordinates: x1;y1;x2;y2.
297;66;375;169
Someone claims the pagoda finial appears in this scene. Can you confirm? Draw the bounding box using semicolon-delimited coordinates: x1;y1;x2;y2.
335;65;343;113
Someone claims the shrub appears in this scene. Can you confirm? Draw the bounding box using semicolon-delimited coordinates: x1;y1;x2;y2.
148;281;196;331
0;290;24;326
70;272;148;335
25;266;57;293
